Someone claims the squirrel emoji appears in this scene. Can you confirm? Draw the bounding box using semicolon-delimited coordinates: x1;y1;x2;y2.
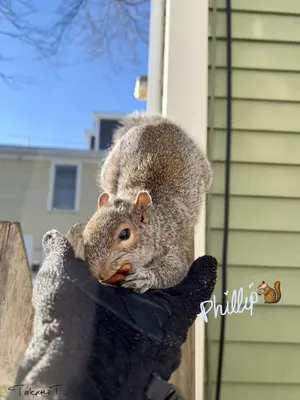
257;281;281;304
83;113;212;293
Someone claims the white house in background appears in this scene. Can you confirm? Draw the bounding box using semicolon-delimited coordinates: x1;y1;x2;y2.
84;112;124;151
0;112;125;269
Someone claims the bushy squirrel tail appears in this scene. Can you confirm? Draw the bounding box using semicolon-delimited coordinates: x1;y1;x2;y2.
112;112;166;144
273;281;281;303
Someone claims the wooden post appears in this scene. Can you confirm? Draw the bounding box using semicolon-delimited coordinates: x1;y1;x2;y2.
0;222;34;396
0;222;85;398
169;232;195;396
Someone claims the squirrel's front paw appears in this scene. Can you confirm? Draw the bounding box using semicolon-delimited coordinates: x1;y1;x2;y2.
121;268;156;293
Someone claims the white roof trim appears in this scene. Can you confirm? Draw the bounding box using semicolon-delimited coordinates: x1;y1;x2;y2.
0;145;106;162
92;112;126;123
84;129;96;138
84;112;126;138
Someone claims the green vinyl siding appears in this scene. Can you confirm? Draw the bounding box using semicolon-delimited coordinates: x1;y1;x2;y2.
211;196;300;232
209;0;300;14
212;163;300;197
208;303;298;342
209;41;300;71
209;12;300;42
206;2;300;399
211;99;300;132
213;384;300;400
212;163;300;198
212;131;300;164
208;342;300;383
212;266;299;306
209;70;300;101
209;230;300;268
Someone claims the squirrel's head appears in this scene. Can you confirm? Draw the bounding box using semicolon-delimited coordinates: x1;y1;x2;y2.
257;281;267;290
83;191;155;282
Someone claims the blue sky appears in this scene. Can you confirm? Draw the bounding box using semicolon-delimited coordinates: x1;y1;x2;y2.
0;1;149;149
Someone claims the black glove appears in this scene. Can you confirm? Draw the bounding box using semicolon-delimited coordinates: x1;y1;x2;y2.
7;230;217;400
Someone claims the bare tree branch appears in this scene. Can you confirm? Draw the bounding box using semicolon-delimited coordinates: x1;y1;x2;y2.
0;0;150;86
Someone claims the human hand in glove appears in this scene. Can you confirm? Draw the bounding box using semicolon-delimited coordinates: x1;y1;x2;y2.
7;230;217;400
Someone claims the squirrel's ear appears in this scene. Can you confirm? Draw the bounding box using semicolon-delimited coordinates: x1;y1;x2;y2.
134;191;152;223
135;191;152;210
98;192;110;208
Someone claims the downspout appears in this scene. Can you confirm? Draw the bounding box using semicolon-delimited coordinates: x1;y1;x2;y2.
206;0;217;399
146;0;166;115
216;0;232;398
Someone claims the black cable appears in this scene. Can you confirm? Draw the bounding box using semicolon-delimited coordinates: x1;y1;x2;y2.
215;0;232;399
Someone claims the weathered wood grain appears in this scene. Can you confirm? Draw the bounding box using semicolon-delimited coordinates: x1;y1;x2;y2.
169;230;196;400
170;326;195;399
0;222;33;396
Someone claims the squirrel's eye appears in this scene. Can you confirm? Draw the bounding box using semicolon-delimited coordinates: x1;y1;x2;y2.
119;228;131;241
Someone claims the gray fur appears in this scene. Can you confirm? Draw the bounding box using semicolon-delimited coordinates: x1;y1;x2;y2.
84;113;212;293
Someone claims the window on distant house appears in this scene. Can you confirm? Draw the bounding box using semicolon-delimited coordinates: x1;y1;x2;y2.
49;163;81;211
99;119;120;150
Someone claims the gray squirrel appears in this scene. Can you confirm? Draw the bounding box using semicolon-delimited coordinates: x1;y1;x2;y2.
83;113;212;293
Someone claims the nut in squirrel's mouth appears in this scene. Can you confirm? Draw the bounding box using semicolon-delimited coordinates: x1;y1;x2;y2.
100;263;132;286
